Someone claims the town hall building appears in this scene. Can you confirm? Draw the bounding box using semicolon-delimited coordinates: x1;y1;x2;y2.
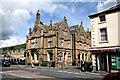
26;10;91;67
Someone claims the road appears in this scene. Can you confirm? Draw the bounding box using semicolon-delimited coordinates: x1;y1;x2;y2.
0;65;104;80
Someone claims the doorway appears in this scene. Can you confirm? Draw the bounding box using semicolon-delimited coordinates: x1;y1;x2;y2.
78;53;80;66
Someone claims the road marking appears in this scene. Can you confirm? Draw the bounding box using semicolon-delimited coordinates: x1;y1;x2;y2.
67;72;73;74
73;72;79;74
7;73;31;78
58;70;63;72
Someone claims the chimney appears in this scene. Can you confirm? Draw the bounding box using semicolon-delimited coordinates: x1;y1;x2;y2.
49;20;52;27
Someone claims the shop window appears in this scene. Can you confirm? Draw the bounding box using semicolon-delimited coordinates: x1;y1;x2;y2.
100;28;108;41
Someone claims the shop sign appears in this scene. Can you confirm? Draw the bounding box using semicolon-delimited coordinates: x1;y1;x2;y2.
102;49;114;52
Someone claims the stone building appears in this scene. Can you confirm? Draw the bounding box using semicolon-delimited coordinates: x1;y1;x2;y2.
4;48;26;64
70;22;91;66
26;10;91;67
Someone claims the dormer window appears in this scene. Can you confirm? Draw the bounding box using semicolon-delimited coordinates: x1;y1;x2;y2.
99;15;106;22
49;30;52;34
63;28;67;36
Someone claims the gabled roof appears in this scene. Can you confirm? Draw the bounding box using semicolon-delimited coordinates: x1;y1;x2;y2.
53;20;64;29
89;3;120;18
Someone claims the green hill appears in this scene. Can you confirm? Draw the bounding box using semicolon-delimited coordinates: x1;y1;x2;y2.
2;43;26;51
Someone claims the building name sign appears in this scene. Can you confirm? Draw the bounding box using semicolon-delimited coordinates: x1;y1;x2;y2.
90;48;120;53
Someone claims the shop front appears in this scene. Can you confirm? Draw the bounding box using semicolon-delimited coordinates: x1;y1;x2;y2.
90;47;120;73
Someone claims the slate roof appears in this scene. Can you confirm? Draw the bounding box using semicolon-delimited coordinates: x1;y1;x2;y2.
89;3;120;18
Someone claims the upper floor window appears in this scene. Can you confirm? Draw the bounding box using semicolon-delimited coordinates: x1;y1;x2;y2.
48;38;52;42
61;39;64;47
100;28;108;41
99;15;106;22
48;42;52;47
67;41;70;48
35;38;37;48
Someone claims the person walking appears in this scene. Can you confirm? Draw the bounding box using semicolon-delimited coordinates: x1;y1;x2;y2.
31;61;34;68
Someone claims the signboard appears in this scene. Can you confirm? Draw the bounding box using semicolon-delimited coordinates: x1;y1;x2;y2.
111;55;117;69
111;54;120;69
17;56;20;58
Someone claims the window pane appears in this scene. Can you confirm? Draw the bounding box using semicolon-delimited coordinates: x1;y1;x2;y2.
100;15;106;22
100;28;107;41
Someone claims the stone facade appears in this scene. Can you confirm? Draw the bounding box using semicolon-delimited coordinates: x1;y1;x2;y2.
26;10;91;67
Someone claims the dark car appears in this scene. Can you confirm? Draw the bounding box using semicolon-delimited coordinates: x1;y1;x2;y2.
2;60;11;67
103;72;120;80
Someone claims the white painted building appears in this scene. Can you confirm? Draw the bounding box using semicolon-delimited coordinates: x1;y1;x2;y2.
89;3;120;73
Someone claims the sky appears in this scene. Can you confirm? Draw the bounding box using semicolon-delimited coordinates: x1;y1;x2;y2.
0;0;117;48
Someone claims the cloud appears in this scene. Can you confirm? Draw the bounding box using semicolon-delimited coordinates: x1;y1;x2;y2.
0;1;60;40
58;4;68;9
0;37;25;48
97;0;117;12
0;9;31;40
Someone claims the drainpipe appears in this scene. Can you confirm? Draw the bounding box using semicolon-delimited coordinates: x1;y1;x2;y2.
57;32;58;66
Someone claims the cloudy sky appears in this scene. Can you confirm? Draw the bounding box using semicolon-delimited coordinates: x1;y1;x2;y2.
0;0;117;48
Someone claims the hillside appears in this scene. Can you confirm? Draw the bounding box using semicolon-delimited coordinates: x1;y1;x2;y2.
2;43;26;51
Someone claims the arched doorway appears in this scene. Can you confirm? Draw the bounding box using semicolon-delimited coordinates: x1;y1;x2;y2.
48;52;53;62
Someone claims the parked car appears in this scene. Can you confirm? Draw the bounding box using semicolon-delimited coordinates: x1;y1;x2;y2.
103;71;120;80
2;60;11;67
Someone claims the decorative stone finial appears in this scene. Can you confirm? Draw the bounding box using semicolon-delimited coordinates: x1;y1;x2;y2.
64;16;67;22
37;10;40;15
64;16;66;19
81;21;83;26
50;20;52;24
29;28;32;35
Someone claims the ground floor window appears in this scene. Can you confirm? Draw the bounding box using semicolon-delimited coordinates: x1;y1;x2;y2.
85;54;87;61
82;54;84;61
31;53;34;61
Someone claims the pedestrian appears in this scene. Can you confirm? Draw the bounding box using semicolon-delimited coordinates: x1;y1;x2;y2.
31;61;34;68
